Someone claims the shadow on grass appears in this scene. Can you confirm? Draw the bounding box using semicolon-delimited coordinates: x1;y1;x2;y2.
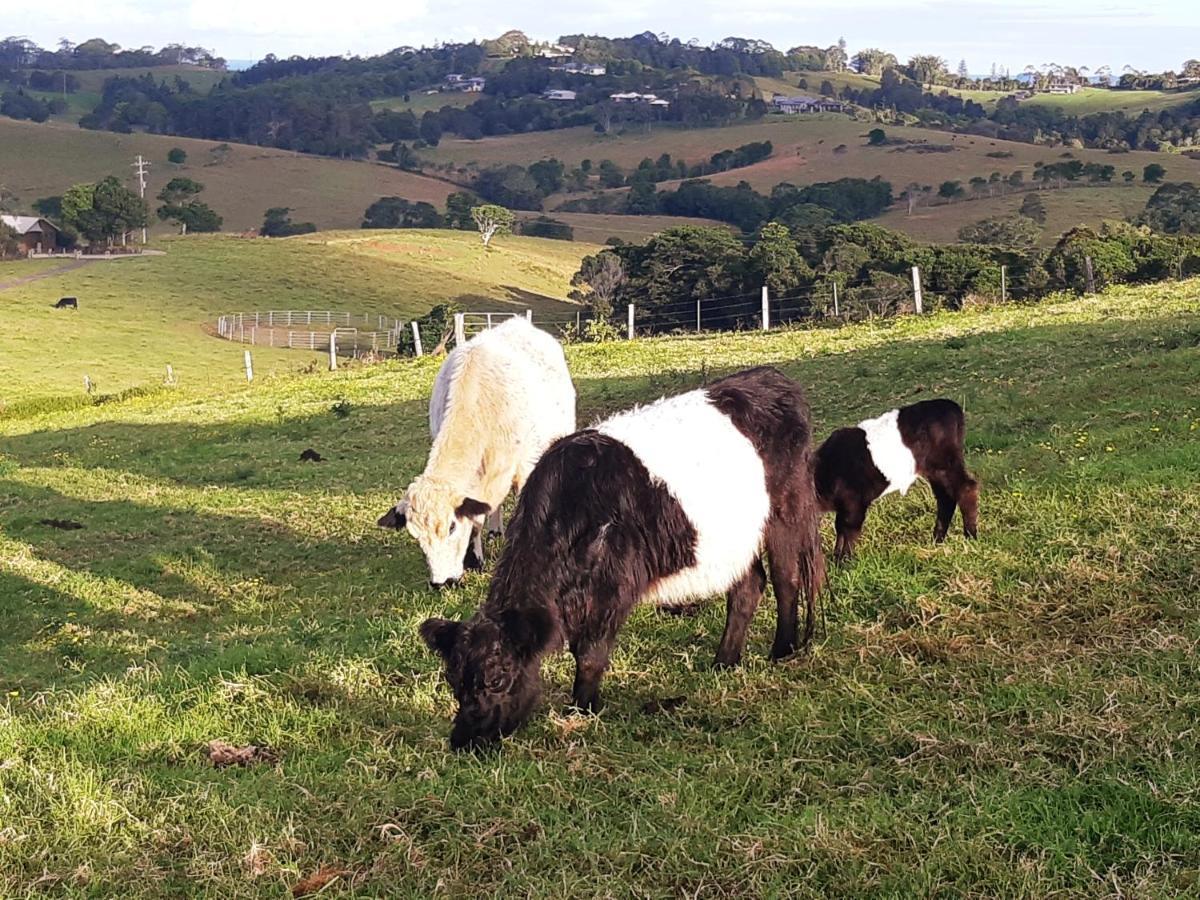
1;311;1196;693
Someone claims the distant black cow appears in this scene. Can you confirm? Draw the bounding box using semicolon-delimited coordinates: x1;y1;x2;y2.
420;367;825;751
54;297;78;309
813;399;979;562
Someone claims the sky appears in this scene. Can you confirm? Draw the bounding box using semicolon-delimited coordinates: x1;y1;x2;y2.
7;0;1198;73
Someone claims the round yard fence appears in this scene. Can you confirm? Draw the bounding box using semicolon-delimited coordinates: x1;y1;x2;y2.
215;310;405;356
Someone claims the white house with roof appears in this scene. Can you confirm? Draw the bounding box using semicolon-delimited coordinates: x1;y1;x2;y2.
542;89;577;101
609;92;668;106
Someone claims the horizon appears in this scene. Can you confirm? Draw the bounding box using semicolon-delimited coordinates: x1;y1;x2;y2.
9;0;1199;75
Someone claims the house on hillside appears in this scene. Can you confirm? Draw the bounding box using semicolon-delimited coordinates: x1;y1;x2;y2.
772;95;845;114
609;91;668;106
0;215;59;254
554;62;606;76
542;89;577;101
445;74;486;92
1044;81;1081;94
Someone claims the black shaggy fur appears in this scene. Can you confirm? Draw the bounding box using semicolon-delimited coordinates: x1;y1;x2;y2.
420;366;825;751
813;398;979;562
54;297;77;309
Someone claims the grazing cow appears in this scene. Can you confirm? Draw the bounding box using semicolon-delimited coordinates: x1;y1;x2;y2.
54;297;78;309
378;317;575;587
420;367;825;751
813;398;979;562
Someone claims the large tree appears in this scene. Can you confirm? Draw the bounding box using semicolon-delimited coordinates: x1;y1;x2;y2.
471;204;514;248
569;252;626;317
906;54;949;86
746;222;812;296
957;216;1042;248
156;177;221;234
62;176;147;245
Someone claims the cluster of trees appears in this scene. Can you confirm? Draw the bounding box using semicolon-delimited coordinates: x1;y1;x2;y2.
59;176;147;246
572;176;893;232
260;208;316;237
985;96;1200;150
0;88;62;121
568;217;1200;331
0;37;223;71
1137;182;1200;234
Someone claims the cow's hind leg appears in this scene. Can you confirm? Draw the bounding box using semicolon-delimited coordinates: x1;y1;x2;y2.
714;557;767;668
958;475;980;539
929;476;958;543
570;638;614;714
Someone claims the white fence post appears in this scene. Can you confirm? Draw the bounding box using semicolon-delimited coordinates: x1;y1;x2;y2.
832;282;840;317
329;330;338;370
911;266;924;314
627;303;635;340
244;350;253;382
165;364;176;386
411;321;423;357
1001;265;1007;302
454;312;465;345
525;309;532;323
761;285;770;330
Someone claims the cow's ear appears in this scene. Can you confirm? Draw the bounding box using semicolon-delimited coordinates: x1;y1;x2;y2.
455;497;491;519
377;499;407;529
419;617;461;660
498;607;555;659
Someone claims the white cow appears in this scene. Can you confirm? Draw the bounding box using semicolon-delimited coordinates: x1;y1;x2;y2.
379;317;576;586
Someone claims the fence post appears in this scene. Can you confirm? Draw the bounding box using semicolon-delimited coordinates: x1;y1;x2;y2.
911;266;924;314
411;321;423;357
525;309;533;323
244;350;253;382
761;286;770;330
576;310;581;332
832;282;840;317
696;298;702;333
1084;256;1096;294
166;364;176;386
329;330;338;371
454;313;465;345
1001;265;1008;302
486;312;493;329
83;374;93;394
627;303;635;340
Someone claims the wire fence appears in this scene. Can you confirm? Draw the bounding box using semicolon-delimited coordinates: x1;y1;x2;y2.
210;260;1086;381
215;311;405;356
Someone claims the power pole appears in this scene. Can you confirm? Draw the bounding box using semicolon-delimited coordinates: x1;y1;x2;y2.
132;155;150;245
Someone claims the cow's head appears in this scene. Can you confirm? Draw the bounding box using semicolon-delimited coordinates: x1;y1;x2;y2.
420;606;555;751
378;475;490;587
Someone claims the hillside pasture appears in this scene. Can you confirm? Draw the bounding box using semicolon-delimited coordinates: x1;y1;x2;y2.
874;184;1157;245
0;231;589;403
0;280;1198;895
0;118;456;234
1018;86;1200;116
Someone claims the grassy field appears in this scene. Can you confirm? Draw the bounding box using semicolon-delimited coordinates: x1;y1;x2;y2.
370;91;476;115
1019;87;1200;115
0;118;456;234
873;184;1157;245
0;231;589;403
1;274;1198;895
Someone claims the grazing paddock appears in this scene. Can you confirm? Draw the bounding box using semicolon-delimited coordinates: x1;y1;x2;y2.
0;280;1198;895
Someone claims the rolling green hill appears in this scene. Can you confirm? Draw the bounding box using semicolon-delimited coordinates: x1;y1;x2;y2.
0;118;457;235
0;230;590;403
1;278;1198;895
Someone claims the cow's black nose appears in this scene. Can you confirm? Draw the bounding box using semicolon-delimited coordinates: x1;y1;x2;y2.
431;578;459;590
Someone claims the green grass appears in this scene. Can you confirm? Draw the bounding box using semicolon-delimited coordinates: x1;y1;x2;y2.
0;118;456;234
370;91;476;115
0;231;590;403
1019;87;1200;116
1;273;1199;895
